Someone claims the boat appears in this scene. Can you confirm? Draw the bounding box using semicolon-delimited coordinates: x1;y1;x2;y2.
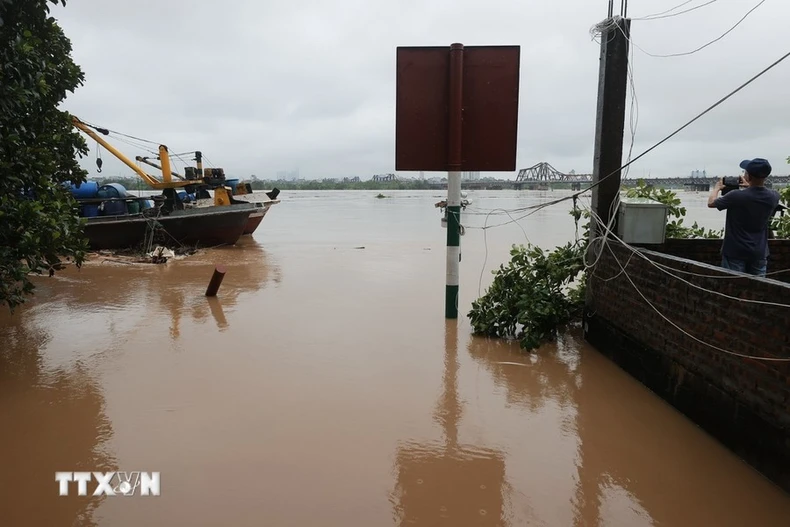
79;201;255;250
134;150;281;237
70;117;263;250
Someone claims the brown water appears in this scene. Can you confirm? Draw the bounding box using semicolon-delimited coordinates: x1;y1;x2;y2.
1;190;788;526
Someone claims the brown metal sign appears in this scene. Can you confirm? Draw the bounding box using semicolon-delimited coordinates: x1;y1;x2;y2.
395;45;520;172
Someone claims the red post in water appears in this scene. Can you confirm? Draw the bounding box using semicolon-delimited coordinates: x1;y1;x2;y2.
205;265;227;297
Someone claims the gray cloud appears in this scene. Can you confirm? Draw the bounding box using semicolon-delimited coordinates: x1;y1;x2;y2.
55;0;790;181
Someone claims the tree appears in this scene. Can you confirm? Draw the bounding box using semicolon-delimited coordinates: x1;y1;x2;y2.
0;0;89;311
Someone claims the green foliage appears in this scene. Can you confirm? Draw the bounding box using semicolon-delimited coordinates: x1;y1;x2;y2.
770;186;790;239
469;202;588;351
469;182;727;351
0;0;89;311
625;179;723;238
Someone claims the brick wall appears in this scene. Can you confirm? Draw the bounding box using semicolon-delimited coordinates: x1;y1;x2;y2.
636;239;790;283
584;240;790;491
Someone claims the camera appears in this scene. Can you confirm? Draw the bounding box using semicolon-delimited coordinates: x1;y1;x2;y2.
721;176;742;195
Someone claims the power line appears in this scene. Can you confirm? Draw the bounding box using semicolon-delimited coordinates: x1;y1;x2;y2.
637;0;696;19
601;239;790;362
469;48;790;231
578;47;790;196
633;0;719;21
584;208;790;362
626;0;766;58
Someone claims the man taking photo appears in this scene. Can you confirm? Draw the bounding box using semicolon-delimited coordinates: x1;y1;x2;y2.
708;158;780;276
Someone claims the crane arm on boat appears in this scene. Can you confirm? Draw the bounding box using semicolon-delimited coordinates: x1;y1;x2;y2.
135;156;185;180
71;116;192;190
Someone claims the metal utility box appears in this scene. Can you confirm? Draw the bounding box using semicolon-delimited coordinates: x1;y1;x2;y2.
617;197;668;244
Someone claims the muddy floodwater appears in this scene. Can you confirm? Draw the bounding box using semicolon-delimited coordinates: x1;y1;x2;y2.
1;190;789;526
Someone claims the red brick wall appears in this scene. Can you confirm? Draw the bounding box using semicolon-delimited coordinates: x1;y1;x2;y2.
584;240;790;491
636;239;790;282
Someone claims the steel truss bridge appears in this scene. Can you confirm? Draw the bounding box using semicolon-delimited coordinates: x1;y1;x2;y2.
512;162;790;189
420;162;789;190
516;162;592;183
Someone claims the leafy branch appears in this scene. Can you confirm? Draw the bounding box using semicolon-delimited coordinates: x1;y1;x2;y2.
469;183;725;351
770;186;790;238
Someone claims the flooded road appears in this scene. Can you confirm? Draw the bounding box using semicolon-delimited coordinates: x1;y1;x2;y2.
1;190;789;526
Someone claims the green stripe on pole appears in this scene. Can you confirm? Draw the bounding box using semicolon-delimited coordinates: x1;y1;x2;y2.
445;201;461;319
445;285;459;318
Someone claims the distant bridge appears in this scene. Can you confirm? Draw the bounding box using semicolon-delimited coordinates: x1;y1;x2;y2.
372;173;399;182
419;161;790;190
516;162;592;183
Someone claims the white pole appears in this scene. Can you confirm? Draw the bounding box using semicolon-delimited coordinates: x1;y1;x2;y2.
445;171;462;318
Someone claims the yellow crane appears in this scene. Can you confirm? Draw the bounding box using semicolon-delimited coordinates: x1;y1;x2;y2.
72;116;235;205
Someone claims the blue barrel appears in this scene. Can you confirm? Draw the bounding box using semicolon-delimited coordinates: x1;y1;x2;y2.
226;179;240;194
97;183;128;199
141;199;154;210
81;204;100;217
70;181;99;199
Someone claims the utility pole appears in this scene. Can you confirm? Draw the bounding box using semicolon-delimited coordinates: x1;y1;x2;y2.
590;16;630;236
445;43;464;319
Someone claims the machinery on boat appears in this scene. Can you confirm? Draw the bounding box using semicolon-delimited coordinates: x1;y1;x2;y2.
70;117;280;249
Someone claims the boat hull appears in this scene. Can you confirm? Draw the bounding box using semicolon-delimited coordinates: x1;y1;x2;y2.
243;203;274;235
82;206;253;250
192;195;278;236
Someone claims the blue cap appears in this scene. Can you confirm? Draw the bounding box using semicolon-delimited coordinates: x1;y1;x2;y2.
739;158;772;178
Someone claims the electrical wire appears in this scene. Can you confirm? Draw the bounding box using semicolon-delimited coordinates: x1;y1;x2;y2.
464;48;790;231
583;206;790;361
477;208;532;297
625;0;767;58
595;235;790;362
649;258;790;279
586;206;790;309
632;0;719;20
636;0;695;19
622;30;638;179
573;48;790;201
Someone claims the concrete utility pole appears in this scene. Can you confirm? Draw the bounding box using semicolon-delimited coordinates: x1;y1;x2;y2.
590;16;630;236
445;43;464;319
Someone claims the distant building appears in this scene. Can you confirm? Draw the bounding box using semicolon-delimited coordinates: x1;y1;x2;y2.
343;176;360;183
461;171;480;181
690;169;707;179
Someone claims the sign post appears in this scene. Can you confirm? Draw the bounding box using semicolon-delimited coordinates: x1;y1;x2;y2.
396;44;520;318
445;44;464;318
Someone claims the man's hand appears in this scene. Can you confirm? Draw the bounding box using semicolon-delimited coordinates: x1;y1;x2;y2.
708;179;723;208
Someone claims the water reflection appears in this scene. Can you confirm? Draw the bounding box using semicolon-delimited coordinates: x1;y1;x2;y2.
0;312;116;527
467;330;790;526
25;238;280;343
391;321;507;526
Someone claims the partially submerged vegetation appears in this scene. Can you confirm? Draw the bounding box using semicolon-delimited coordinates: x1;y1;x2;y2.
469;180;725;351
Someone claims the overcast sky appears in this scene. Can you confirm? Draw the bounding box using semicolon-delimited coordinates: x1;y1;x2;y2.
54;0;790;181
